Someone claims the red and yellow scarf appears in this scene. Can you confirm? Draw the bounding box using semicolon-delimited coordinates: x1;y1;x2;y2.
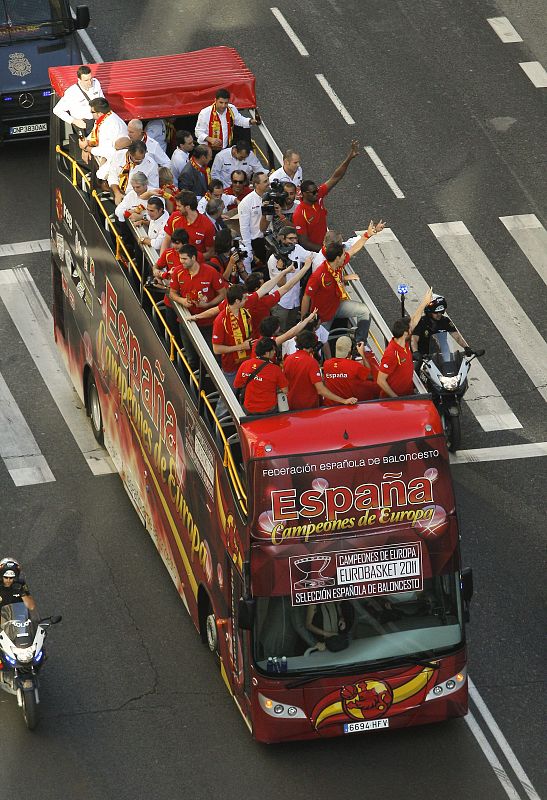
322;262;349;301
118;151;132;193
225;306;252;361
190;157;211;185
208;103;234;145
88;110;110;147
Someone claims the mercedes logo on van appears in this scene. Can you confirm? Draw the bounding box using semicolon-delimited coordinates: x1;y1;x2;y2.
19;92;34;109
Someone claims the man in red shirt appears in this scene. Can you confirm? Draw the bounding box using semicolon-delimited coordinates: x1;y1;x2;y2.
284;330;358;410
292;140;360;252
169;244;226;367
322;336;379;406
377;288;433;398
234;338;288;416
160;190;215;259
188;259;313;332
300;221;385;339
152;229;190;347
212;284;254;386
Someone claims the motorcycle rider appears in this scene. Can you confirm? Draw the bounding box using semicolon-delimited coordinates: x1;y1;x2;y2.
411;295;470;356
0;559;36;612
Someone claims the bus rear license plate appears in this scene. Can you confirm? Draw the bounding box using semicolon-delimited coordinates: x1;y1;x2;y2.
344;719;389;733
10;123;48;135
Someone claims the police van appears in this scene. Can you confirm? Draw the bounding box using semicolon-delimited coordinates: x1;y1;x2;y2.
0;0;89;143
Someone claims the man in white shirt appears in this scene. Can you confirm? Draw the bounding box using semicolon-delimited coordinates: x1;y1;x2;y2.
170;130;194;184
211;141;263;188
133;196;169;255
195;88;257;154
80;98;128;178
125;119;171;169
267;226;311;331
53;65;103;134
144;117;176;153
108;141;159;205
237;172;270;272
196;180;234;215
114;172;152;222
269;149;303;188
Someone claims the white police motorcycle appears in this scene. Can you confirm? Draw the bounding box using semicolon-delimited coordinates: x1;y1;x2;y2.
0;602;61;730
420;331;484;452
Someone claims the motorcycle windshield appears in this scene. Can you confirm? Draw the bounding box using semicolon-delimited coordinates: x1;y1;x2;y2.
0;602;34;648
429;332;463;376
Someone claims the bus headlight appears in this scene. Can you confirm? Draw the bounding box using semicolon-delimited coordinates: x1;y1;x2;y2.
426;667;467;701
259;693;306;719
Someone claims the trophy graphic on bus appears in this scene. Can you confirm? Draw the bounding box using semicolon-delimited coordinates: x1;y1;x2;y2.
292;554;335;590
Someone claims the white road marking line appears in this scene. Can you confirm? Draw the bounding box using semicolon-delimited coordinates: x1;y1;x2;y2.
450;441;547;464
464;712;522;800
487;17;523;43
0;268;115;476
0;373;55;486
315;74;355;125
469;678;542;800
70;7;104;63
429;221;547;403
358;227;521;431
0;240;50;258
270;8;309;56
519;61;547;88
364;147;405;199
499;214;547;286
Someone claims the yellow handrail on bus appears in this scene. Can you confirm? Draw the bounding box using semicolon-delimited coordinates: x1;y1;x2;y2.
55;145;248;515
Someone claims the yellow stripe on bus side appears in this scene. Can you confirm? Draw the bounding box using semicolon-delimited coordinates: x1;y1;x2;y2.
126;412;199;599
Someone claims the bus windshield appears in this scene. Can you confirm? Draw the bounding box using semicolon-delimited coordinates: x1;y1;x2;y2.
254;572;464;675
0;0;70;41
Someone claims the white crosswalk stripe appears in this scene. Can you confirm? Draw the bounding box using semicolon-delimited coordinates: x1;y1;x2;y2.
361;228;522;432
0;268;116;476
0;371;55;486
429;221;547;404
499;215;547;286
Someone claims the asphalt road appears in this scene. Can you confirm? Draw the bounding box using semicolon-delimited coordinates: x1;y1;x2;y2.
0;1;545;798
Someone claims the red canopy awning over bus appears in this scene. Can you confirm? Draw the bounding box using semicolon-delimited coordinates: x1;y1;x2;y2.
48;47;256;119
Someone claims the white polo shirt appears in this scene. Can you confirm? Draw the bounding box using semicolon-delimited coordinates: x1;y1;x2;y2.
269;165;303;188
107;150;159;191
53;78;103;124
211;146;263;187
237;190;265;268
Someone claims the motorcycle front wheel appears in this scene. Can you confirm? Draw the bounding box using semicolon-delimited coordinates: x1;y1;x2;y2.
442;411;461;453
22;690;39;731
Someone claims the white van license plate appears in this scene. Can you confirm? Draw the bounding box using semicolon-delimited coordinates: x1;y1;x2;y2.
10;123;48;135
344;719;390;733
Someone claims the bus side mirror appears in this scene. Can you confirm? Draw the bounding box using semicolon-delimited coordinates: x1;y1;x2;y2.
75;5;90;29
461;567;473;603
238;598;256;630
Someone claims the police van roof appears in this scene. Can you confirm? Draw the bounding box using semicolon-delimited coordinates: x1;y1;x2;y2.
48;47;256;119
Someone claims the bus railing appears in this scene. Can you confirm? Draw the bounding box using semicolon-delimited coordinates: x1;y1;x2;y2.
55;146;248;515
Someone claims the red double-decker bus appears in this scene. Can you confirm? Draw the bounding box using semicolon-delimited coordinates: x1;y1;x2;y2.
48;49;473;743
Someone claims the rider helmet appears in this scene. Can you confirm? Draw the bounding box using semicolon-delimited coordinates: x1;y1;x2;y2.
425;294;447;314
0;558;21;579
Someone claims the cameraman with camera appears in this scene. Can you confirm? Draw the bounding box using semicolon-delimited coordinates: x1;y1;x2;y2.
267;226;311;332
208;229;248;284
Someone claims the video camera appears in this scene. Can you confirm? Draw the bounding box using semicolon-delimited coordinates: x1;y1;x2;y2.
265;232;295;268
261;179;288;215
230;237;248;260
